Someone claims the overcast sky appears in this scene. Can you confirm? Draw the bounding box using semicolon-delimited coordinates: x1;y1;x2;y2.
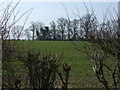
0;0;118;29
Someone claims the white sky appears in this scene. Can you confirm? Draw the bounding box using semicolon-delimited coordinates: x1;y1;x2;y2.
0;0;118;29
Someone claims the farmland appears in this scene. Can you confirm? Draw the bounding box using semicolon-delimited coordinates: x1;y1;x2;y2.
16;41;104;88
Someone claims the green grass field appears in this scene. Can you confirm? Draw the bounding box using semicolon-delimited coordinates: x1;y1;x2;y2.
16;41;103;88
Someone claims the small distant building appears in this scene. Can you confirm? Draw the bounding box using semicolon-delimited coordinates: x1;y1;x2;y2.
40;26;50;40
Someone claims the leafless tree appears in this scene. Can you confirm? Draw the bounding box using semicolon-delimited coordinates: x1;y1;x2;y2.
57;17;67;41
73;2;119;89
80;13;98;40
11;25;24;40
1;1;32;89
71;19;79;40
50;21;57;40
28;21;45;41
24;29;31;40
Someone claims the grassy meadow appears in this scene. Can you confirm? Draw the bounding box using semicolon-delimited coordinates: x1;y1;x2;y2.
15;41;104;88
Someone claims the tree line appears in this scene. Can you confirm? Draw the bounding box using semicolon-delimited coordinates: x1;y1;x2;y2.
4;12;118;41
16;13;117;41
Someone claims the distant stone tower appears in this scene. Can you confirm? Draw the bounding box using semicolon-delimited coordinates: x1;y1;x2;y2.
41;26;49;40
